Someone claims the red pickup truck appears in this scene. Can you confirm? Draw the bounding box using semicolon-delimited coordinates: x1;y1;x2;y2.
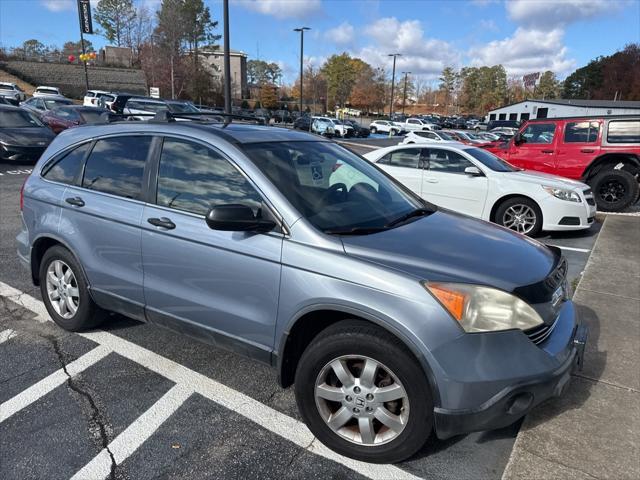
486;116;640;211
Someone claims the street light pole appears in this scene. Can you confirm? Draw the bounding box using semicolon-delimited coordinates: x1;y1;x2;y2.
223;0;232;115
294;27;310;115
401;71;411;115
388;53;401;118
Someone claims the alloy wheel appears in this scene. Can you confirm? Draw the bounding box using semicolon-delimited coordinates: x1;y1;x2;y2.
502;204;537;234
598;180;625;204
314;355;410;446
45;260;80;319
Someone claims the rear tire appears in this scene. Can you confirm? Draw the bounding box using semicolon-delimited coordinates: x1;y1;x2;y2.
295;320;433;464
495;196;542;236
39;245;107;331
370;126;377;134
590;169;639;212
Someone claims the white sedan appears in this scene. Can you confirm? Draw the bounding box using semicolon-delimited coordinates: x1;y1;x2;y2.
360;144;596;236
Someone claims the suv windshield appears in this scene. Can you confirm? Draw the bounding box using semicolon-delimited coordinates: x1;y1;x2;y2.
0;110;44;128
466;148;519;172
242;141;430;234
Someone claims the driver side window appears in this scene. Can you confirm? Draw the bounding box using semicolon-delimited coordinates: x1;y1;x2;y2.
521;123;556;144
426;149;474;174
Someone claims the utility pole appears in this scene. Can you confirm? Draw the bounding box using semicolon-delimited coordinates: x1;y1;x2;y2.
294;27;310;114
401;71;411;115
223;0;232;115
388;53;401;118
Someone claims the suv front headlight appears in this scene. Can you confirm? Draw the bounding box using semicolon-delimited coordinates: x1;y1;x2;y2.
542;186;581;202
423;282;544;332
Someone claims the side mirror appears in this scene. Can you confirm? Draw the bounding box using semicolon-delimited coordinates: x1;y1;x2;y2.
513;133;523;145
205;204;276;233
464;166;483;176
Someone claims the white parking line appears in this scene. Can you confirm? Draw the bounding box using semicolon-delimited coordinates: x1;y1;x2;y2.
0;329;17;344
70;384;194;480
0;345;111;423
0;282;49;322
0;282;421;480
546;244;591;253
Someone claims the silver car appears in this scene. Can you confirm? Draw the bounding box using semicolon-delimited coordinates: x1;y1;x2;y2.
17;118;587;463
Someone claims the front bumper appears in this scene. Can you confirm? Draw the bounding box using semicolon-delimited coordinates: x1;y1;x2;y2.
0;143;47;162
540;194;597;231
431;301;588;439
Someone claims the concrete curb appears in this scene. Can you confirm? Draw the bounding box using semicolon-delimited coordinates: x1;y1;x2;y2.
502;215;640;480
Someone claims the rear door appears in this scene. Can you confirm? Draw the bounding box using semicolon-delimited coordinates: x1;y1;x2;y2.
375;147;424;195
141;136;283;358
58;134;152;318
555;120;601;179
421;147;488;217
507;122;558;173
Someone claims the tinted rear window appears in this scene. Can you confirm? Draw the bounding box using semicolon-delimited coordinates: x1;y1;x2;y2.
43;143;91;184
82;136;151;199
607;120;640;143
564;121;599;143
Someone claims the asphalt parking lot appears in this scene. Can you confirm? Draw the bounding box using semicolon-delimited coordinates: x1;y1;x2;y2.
0;150;601;480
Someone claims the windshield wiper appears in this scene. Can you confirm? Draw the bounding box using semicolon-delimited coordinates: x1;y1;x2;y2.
324;226;389;236
385;207;433;228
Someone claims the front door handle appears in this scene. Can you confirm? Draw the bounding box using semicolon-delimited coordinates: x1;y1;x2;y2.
580;148;595;153
147;217;176;230
541;149;554;154
424;178;439;183
65;196;85;207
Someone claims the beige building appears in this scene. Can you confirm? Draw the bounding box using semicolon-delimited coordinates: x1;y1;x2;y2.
199;48;248;99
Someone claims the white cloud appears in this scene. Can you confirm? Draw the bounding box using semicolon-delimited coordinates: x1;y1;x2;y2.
40;0;74;11
358;17;460;78
235;0;322;19
324;22;355;46
468;27;576;76
506;0;622;30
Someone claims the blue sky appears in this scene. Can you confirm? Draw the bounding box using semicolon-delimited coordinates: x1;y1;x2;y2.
1;0;638;84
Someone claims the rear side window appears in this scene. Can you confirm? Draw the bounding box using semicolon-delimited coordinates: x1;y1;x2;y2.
42;143;91;184
607;120;640;143
82;136;151;199
156;138;262;215
564;121;599;143
378;148;422;168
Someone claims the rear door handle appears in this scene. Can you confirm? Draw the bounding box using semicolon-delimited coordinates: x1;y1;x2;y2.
65;196;85;207
541;149;554;154
147;217;176;230
580;149;595;153
424;178;439;183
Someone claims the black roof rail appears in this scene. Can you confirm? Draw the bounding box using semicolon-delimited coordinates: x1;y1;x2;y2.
96;110;267;126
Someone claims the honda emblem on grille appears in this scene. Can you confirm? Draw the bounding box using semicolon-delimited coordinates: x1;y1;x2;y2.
552;285;564;307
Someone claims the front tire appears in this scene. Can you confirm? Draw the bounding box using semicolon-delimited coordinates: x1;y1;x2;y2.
590;169;639;212
370;126;377;134
495;196;542;236
295;320;433;463
40;245;107;331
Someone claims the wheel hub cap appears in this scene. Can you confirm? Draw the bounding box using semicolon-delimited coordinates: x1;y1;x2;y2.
314;355;409;446
45;260;79;319
503;204;536;234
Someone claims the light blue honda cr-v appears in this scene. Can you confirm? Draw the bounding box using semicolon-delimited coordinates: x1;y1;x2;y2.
17;117;587;463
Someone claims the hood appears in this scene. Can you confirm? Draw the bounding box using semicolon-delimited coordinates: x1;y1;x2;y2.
0;127;55;146
340;210;557;293
505;169;588;190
